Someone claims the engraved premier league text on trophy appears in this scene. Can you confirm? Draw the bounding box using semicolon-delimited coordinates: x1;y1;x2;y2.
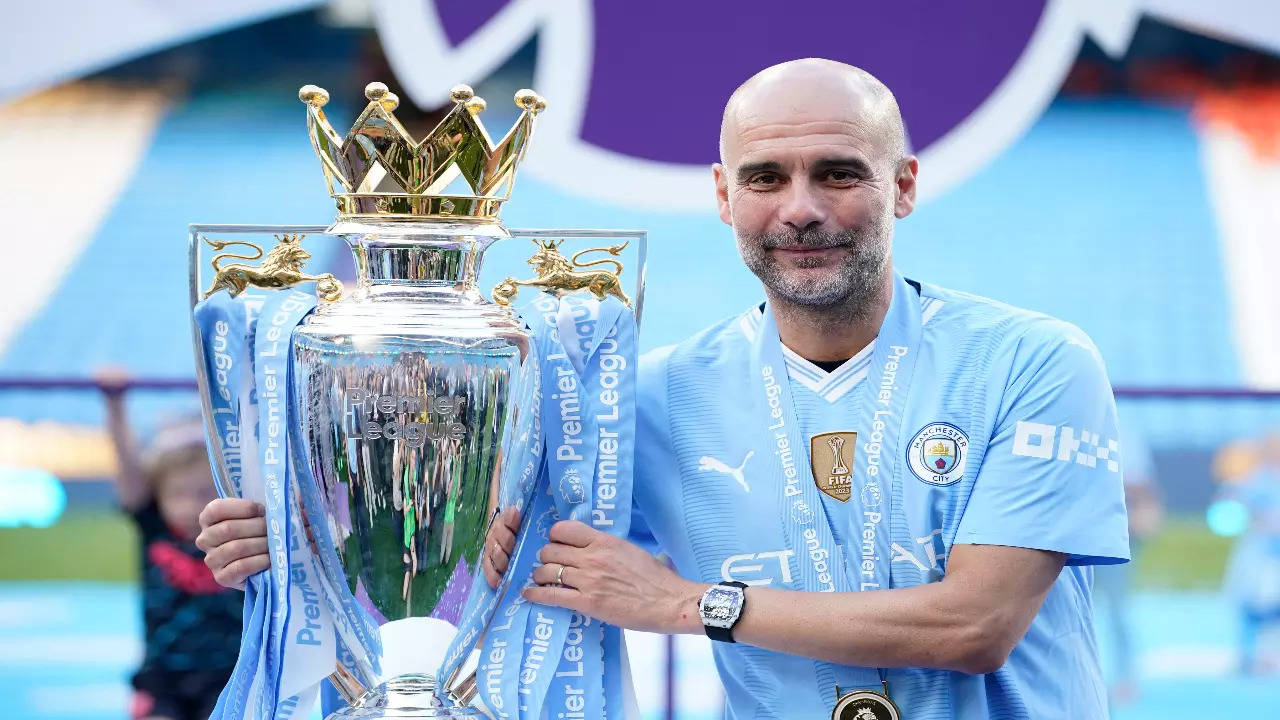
190;81;643;719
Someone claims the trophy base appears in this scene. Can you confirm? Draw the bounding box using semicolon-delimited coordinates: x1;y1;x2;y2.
324;673;485;719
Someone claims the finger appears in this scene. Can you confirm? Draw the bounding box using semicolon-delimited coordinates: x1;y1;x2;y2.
548;520;597;548
521;584;583;611
490;521;517;556
200;498;265;526
530;562;576;588
536;542;584;569
531;563;553;586
199;498;264;529
197;517;267;551
483;552;502;590
205;537;269;572
214;554;271;589
503;506;522;533
489;540;510;576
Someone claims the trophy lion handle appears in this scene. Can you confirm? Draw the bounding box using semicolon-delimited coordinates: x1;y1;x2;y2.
199;232;344;302
489;238;631;307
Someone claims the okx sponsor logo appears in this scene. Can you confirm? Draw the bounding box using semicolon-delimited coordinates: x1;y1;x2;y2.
1011;421;1120;472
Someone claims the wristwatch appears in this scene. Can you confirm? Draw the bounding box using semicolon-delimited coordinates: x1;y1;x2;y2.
698;581;747;642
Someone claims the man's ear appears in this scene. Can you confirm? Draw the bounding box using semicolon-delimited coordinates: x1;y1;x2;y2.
713;163;733;226
894;156;919;219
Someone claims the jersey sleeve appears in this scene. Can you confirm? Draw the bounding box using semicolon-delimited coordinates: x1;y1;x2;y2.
954;325;1130;565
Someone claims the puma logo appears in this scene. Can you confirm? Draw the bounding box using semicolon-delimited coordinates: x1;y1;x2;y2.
698;451;754;492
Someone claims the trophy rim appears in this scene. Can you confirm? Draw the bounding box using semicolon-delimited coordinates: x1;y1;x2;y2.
187;224;649;326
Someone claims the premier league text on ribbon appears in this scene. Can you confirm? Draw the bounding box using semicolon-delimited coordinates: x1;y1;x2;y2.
591;331;626;530
547;330;627;529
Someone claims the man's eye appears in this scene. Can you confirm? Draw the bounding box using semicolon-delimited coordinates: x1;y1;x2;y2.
749;174;780;186
826;170;856;183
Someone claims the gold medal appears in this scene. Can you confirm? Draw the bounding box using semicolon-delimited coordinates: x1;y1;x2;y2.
832;684;901;720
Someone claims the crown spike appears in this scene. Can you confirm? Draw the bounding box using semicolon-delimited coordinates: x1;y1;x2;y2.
514;89;540;111
379;92;400;112
465;97;486;115
364;82;389;101
450;85;475;103
299;85;329;107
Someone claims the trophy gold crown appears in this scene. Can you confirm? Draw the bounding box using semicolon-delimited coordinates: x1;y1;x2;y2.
300;81;546;219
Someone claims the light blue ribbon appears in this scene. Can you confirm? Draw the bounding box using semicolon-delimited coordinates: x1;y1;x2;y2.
196;288;269;719
197;287;378;720
748;273;922;695
466;291;637;720
254;290;306;714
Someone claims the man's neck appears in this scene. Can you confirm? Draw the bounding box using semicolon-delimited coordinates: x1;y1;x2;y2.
767;270;893;363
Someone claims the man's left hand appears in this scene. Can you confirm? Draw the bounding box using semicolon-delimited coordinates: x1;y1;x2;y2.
523;520;705;634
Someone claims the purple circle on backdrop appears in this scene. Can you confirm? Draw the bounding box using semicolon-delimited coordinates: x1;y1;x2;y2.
434;1;1049;163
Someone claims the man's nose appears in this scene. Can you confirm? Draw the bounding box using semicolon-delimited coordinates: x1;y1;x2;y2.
776;179;827;232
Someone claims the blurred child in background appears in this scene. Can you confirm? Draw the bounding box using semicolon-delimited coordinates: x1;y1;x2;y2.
1094;420;1163;705
99;372;242;720
1219;430;1280;675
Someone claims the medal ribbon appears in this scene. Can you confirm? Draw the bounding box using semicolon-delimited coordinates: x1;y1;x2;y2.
196;289;266;719
450;292;636;720
749;272;922;699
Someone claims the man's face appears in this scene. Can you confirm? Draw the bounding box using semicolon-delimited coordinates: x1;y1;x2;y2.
715;78;916;309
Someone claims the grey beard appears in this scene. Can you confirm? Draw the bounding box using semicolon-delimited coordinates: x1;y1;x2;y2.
738;225;890;312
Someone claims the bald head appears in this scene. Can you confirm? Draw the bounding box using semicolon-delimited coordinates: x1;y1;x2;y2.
712;59;918;318
719;59;906;171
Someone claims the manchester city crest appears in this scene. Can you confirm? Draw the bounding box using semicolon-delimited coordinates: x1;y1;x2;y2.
907;422;968;486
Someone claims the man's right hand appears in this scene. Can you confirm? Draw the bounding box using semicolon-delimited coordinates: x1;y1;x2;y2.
196;498;269;590
482;507;522;590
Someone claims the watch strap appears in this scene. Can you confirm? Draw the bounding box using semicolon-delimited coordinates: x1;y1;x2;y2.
705;621;735;643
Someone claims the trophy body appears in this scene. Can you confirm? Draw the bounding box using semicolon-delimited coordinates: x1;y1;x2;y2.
293;219;531;717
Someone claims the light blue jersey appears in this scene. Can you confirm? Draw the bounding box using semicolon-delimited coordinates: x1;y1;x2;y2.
630;277;1129;719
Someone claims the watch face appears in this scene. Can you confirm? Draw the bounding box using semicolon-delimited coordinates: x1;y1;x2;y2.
700;586;742;628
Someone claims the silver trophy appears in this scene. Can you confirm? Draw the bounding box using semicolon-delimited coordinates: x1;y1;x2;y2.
189;82;644;718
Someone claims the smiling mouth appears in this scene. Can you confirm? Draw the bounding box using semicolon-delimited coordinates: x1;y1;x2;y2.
770;244;846;254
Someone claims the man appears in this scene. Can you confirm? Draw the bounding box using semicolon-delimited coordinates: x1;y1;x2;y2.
198;59;1129;718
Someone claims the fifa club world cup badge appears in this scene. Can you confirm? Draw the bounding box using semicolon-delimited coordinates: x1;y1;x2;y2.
810;431;857;502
